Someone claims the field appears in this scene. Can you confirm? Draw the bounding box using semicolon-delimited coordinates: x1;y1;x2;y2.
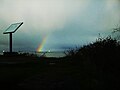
0;56;86;90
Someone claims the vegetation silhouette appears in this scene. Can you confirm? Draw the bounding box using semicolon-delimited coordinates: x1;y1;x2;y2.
65;36;120;89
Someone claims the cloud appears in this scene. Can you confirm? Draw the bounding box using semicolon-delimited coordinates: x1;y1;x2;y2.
0;0;120;52
0;0;88;32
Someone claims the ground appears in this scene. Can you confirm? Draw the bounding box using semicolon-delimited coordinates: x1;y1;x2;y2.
0;56;84;90
0;55;119;90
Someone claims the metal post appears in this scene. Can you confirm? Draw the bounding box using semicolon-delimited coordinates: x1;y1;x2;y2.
9;33;12;53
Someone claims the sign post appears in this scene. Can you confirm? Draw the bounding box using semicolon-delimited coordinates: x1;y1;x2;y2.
3;22;23;53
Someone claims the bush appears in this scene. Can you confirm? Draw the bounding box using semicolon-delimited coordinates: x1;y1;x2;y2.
65;37;120;89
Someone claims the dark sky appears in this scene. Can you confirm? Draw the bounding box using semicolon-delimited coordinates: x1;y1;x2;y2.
0;0;120;52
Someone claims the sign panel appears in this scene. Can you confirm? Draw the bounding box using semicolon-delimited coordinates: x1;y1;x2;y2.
3;22;23;34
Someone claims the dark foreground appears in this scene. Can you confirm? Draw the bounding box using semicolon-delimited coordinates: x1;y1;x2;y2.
0;55;119;90
0;56;84;90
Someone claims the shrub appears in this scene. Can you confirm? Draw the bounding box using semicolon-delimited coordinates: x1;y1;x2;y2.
65;36;120;89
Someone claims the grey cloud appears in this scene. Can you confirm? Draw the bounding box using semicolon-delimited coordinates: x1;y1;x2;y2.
0;0;120;52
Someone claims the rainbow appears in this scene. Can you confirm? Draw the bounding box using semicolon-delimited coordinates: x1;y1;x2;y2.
37;36;47;52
